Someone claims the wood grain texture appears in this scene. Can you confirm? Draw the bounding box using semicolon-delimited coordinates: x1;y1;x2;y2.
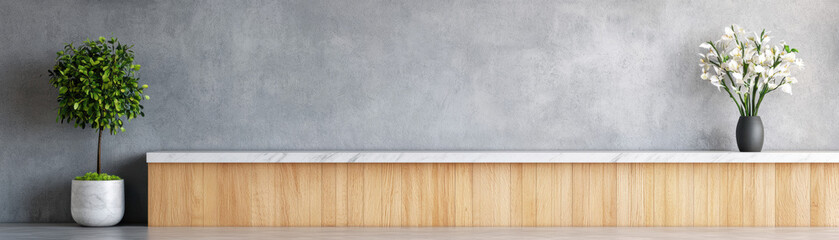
335;163;349;226
809;163;839;226
454;163;473;226
149;163;839;227
756;163;776;227
148;163;203;226
616;164;631;226
692;163;709;226
251;163;275;226
571;163;589;226
218;163;254;226
276;164;322;226
347;164;364;227
321;164;337;227
629;163;645;226
776;163;810;226
362;163;401;226
652;164;667;226
472;163;511;226
432;163;456;226
510;164;523;227
707;163;723;227
535;163;572;226
402;163;432;226
201;163;219;226
521;163;538;226
536;163;556;226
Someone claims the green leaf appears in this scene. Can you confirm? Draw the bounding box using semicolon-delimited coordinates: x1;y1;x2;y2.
791;48;799;53
144;95;150;100
784;45;790;53
49;36;147;135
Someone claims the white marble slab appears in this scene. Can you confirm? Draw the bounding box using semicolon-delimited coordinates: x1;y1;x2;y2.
146;151;839;163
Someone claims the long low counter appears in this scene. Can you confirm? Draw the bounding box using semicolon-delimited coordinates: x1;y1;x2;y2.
147;151;839;227
147;151;839;163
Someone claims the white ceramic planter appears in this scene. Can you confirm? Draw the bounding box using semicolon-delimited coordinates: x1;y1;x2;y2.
71;179;124;227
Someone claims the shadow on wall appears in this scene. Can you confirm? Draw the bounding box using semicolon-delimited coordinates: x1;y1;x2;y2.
26;179;70;223
116;154;148;224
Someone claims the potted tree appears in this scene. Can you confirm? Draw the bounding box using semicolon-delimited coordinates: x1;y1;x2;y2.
48;37;149;227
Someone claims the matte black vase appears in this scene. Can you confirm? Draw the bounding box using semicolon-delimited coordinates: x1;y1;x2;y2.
735;116;764;152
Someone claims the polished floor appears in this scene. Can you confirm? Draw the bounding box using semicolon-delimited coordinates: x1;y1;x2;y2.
2;224;839;239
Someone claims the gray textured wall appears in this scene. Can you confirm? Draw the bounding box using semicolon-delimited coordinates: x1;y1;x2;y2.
1;0;837;223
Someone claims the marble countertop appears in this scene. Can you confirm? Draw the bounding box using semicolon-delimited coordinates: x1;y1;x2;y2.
146;151;839;163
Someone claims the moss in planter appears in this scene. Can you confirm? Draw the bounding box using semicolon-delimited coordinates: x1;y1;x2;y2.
75;172;121;181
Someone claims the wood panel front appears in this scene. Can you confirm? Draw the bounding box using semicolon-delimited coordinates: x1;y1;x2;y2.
149;163;837;227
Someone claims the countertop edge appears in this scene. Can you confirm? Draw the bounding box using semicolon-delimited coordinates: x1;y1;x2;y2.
145;151;839;163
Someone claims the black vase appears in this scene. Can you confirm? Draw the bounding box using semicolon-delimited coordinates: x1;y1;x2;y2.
735;116;764;152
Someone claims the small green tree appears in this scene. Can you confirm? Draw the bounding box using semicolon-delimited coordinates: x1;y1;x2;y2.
48;37;149;174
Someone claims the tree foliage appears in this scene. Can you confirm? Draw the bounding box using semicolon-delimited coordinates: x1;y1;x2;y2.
48;37;148;134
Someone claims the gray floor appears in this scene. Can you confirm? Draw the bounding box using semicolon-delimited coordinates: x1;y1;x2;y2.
2;224;839;240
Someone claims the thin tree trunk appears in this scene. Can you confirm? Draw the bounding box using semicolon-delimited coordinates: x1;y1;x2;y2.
97;129;102;174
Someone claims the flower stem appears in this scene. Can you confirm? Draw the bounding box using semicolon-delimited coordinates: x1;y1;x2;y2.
710;42;746;116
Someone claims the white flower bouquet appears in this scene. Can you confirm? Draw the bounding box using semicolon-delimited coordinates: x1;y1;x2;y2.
699;24;804;116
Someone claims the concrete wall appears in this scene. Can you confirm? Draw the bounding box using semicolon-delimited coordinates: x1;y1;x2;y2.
1;0;837;223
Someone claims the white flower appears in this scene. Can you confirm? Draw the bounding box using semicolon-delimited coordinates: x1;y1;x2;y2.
728;48;740;57
726;60;740;72
715;39;730;50
722;28;735;41
783;52;796;63
757;54;767;64
764;49;775;59
698;58;711;72
735;25;745;34
698;25;803;105
780;83;792;94
732;72;744;85
776;65;791;77
710;75;723;91
794;59;805;69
